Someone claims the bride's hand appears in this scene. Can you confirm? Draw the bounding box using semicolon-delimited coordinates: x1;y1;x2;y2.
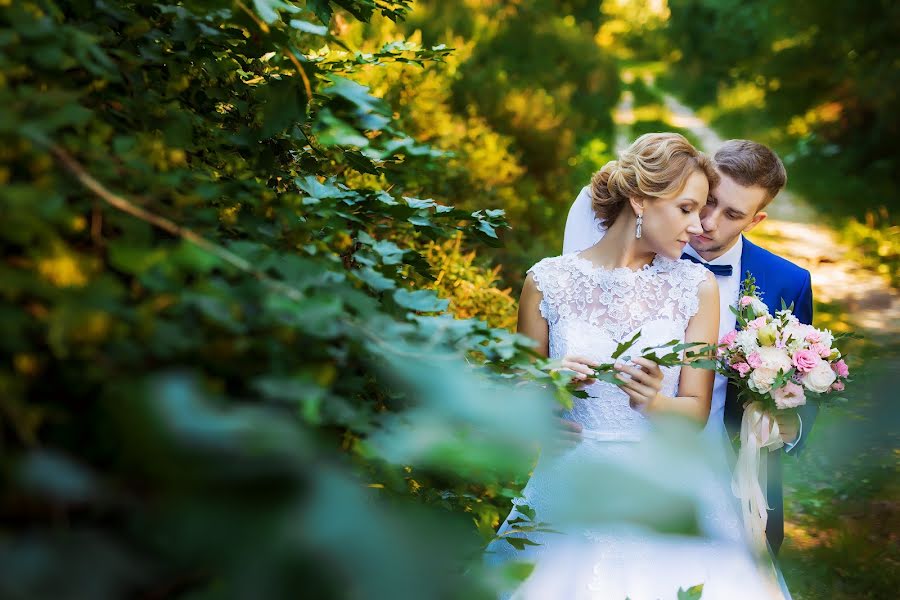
554;355;599;388
614;357;664;412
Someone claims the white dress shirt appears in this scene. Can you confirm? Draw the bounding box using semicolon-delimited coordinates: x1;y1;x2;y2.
683;240;743;434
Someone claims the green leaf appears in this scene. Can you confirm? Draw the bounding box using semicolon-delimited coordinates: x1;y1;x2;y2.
17;451;101;504
343;150;380;174
500;561;536;584
314;109;369;147
252;0;300;24
678;584;704;600
393;289;449;313
503;536;541;551
322;76;388;115
306;0;333;24
688;359;719;371
477;219;498;239
612;330;642;360
370;239;405;265
404;197;438;210
259;78;308;138
289;20;328;36
356;267;396;291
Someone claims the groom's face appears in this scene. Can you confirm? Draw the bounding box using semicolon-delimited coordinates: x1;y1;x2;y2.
690;172;768;259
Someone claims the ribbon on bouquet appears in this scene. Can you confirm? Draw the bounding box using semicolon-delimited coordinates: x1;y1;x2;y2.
731;401;784;551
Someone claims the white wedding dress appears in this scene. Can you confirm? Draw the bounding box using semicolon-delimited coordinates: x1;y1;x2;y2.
485;252;789;600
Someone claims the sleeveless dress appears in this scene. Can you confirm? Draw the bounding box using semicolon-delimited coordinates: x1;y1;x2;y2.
485;253;789;600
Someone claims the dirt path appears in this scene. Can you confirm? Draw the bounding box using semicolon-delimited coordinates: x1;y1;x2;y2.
658;92;900;335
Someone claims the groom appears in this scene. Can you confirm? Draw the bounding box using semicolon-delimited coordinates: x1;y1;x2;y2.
562;139;817;554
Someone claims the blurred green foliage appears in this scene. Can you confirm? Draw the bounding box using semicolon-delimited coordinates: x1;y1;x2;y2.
0;1;578;597
400;0;620;278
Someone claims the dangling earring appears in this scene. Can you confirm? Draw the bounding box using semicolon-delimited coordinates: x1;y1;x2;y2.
635;213;643;239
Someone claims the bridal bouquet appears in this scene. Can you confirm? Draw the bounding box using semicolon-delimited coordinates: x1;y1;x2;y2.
718;274;850;548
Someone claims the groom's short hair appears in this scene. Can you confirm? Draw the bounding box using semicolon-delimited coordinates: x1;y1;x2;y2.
714;140;787;209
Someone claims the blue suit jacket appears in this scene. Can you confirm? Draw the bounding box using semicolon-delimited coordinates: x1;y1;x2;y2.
722;236;817;555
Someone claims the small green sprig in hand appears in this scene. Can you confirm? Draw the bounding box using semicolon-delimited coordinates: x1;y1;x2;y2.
569;330;718;398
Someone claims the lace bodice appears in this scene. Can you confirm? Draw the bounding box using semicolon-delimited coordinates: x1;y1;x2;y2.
529;253;709;439
484;254;785;598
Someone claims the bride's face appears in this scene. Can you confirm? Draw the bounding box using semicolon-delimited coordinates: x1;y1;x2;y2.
640;170;708;259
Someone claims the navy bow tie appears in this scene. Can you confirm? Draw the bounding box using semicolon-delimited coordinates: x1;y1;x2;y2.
681;253;733;277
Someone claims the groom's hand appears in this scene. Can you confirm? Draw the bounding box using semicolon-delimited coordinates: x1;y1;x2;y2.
775;412;800;446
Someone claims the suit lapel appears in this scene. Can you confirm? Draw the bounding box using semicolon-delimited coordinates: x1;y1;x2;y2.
725;237;765;435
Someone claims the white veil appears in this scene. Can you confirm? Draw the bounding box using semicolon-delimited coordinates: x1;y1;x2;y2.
562;185;607;254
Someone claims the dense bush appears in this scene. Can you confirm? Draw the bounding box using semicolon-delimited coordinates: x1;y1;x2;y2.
0;2;571;597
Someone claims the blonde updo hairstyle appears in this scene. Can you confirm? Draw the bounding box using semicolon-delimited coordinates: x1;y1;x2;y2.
591;133;719;227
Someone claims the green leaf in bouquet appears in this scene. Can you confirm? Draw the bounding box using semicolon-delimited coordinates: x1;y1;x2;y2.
729;303;748;328
779;297;796;312
772;368;796;390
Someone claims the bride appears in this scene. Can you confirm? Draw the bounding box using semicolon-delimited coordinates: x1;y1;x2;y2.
485;133;790;599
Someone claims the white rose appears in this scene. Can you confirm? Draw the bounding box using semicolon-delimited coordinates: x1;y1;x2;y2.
757;347;793;374
736;329;760;356
802;360;837;393
749;367;777;394
818;329;835;348
782;323;811;351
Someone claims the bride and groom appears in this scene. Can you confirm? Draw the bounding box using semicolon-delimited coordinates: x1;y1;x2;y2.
486;135;816;598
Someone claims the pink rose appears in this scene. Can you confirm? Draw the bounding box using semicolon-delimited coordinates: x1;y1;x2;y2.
747;352;763;369
805;330;822;344
740;296;754;307
810;342;831;358
720;330;738;347
832;359;849;378
772;381;807;410
747;316;768;330
831;380;845;392
792;349;820;373
732;362;751;377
